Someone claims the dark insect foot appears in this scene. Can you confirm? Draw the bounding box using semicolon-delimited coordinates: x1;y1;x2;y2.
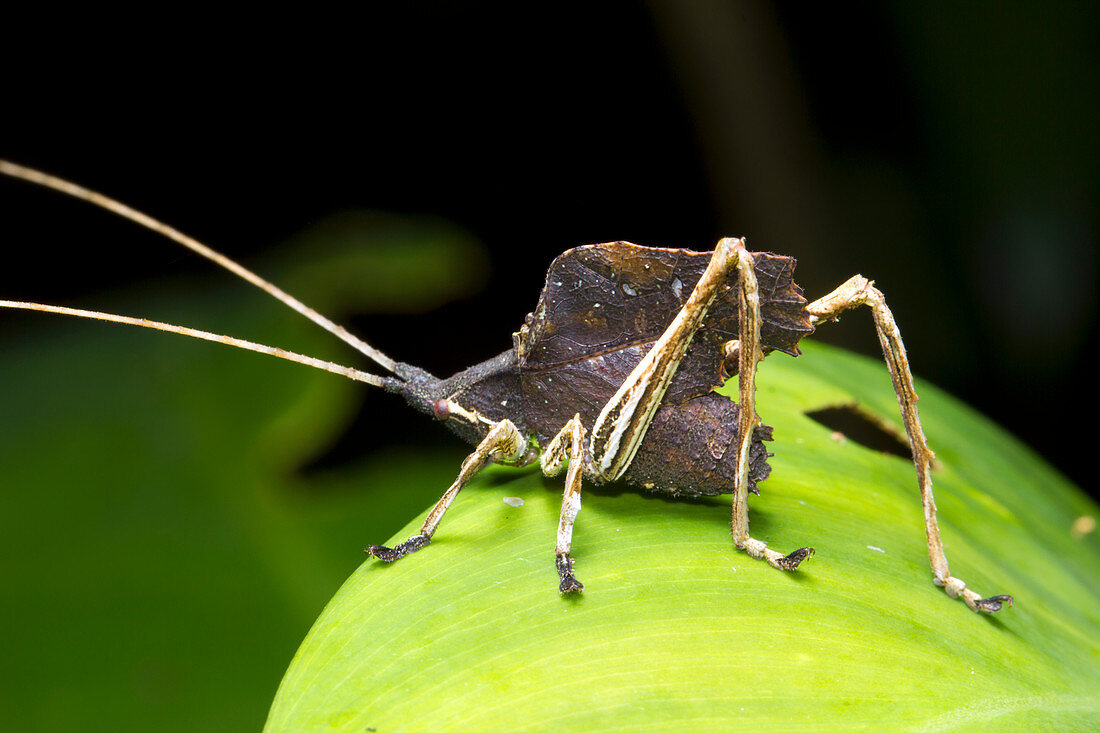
365;533;430;562
974;594;1014;613
776;547;815;570
559;574;584;594
556;554;584;594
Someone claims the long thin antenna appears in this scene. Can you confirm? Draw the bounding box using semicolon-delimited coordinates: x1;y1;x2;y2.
0;159;398;373
0;300;386;387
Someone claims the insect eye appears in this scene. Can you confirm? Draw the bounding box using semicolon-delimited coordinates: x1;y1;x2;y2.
431;399;451;421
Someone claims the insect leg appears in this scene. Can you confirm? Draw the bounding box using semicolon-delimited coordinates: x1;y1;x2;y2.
365;418;531;562
807;275;1013;613
589;237;744;481
729;248;815;570
541;415;588;593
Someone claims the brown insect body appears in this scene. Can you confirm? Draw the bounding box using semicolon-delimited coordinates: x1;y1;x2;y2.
389;242;812;497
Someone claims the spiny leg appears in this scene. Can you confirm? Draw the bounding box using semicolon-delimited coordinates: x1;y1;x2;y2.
366;418;531;562
728;247;814;570
807;275;1012;613
541;414;588;593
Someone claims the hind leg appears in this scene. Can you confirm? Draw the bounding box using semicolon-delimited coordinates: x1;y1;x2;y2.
807;275;1012;613
727;247;814;570
587;237;811;573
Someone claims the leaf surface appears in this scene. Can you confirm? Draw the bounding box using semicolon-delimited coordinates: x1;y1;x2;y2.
268;342;1100;731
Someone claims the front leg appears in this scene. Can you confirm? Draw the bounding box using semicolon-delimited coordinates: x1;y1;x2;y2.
366;418;532;562
807;276;1013;613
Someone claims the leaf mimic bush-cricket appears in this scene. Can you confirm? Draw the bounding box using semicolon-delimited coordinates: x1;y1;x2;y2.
0;160;1013;614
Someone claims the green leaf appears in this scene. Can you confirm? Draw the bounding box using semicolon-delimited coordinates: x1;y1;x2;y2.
268;341;1100;731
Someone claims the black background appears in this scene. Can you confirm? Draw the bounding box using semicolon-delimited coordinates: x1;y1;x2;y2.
3;2;1096;496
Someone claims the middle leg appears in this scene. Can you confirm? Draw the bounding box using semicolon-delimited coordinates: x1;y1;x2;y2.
541;414;588;593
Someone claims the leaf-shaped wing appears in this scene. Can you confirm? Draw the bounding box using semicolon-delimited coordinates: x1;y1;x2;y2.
510;242;811;434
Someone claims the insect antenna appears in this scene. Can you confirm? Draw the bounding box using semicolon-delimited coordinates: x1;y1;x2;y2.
0;159;398;374
0;299;387;387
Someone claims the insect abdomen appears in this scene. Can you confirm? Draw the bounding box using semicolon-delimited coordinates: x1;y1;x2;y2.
618;392;773;497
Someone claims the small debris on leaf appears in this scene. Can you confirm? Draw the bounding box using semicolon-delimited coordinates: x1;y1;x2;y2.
1071;515;1095;539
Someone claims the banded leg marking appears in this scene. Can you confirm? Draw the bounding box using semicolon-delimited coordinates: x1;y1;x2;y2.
807;275;1012;612
366;418;530;562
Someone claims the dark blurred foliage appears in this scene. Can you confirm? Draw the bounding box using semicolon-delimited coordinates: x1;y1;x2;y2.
2;1;1096;495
